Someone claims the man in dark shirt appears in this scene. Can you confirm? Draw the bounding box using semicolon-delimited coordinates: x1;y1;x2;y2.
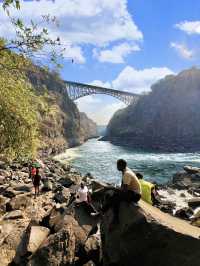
33;168;41;198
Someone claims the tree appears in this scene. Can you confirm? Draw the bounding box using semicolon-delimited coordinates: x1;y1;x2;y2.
1;0;64;71
0;60;38;160
0;1;65;160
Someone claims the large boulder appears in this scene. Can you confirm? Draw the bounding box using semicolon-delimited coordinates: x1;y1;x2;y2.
0;195;10;213
29;224;76;265
0;220;30;266
3;210;23;220
28;226;50;253
101;199;200;266
184;166;200;175
31;204;101;266
54;187;71;204
58;177;74;188
13;183;32;192
91;180;110;191
172;171;200;189
6;193;32;211
188;198;200;208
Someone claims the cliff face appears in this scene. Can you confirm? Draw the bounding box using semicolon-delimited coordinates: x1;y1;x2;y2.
79;112;99;141
27;70;97;156
105;68;200;152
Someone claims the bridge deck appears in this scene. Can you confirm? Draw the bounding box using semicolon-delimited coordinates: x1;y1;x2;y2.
64;80;141;105
64;80;139;97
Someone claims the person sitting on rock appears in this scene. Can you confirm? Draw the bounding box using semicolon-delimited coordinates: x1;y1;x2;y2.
32;168;41;198
136;173;160;206
101;159;141;226
76;182;97;215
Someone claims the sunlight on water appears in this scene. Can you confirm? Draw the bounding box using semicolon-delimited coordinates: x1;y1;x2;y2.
55;139;200;184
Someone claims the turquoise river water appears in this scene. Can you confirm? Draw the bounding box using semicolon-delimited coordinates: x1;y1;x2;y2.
55;138;200;185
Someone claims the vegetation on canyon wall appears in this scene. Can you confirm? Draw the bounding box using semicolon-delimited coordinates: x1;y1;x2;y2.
0;43;39;160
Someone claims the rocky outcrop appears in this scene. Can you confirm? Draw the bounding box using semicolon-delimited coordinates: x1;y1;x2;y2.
101;199;200;266
1;159;200;266
105;68;200;152
27;69;97;156
0;159;101;266
172;166;200;191
80;112;99;141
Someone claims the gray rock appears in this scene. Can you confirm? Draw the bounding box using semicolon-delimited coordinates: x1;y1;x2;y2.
58;177;74;187
0;169;11;178
0;195;10;213
27;226;50;253
13;184;32;192
6;194;31;211
3;210;23;220
188;198;200;208
0;176;5;185
101;200;200;266
184;166;200;174
29;225;76;266
54;187;71;204
42;179;53;191
91;179;110;191
2;188;16;198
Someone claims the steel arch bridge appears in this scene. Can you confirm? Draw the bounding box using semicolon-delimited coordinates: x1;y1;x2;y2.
64;81;140;105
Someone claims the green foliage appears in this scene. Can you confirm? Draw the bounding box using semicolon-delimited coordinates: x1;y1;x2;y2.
2;0;20;11
0;48;38;160
1;0;64;70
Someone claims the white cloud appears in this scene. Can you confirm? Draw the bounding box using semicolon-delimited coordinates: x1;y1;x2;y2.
62;45;85;64
170;42;194;59
94;102;125;125
0;0;143;63
112;66;174;93
77;96;125;125
93;42;140;63
175;21;200;35
90;80;111;88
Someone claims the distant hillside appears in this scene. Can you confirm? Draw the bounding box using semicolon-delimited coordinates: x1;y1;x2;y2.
104;68;200;152
80;112;99;141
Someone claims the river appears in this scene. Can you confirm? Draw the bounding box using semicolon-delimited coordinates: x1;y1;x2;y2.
55;138;200;185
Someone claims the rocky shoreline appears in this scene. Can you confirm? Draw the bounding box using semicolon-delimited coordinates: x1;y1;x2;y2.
0;158;200;265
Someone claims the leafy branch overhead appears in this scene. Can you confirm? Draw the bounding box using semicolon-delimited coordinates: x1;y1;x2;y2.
2;0;20;11
1;0;65;70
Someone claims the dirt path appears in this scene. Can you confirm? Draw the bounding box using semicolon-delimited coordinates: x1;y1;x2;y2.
139;200;200;239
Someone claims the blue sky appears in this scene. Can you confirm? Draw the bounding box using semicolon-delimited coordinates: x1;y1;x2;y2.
1;0;200;124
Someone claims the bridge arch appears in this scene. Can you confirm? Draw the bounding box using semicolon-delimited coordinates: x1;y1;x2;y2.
65;81;140;105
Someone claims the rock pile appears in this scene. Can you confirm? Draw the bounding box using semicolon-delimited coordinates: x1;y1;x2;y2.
0;159;200;266
0;158;101;266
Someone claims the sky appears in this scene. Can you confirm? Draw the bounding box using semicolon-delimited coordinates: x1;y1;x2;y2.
1;0;200;125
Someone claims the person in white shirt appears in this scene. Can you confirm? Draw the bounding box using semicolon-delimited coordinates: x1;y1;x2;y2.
76;183;89;203
76;183;97;215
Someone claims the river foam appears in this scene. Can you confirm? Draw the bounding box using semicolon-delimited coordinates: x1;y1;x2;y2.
55;139;200;185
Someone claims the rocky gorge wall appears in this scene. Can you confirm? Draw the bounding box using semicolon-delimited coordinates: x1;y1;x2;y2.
27;69;98;156
104;68;200;152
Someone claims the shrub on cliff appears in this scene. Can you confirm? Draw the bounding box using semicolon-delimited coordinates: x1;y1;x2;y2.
0;48;38;160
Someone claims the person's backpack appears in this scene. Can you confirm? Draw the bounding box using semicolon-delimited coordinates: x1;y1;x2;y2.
31;167;36;176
